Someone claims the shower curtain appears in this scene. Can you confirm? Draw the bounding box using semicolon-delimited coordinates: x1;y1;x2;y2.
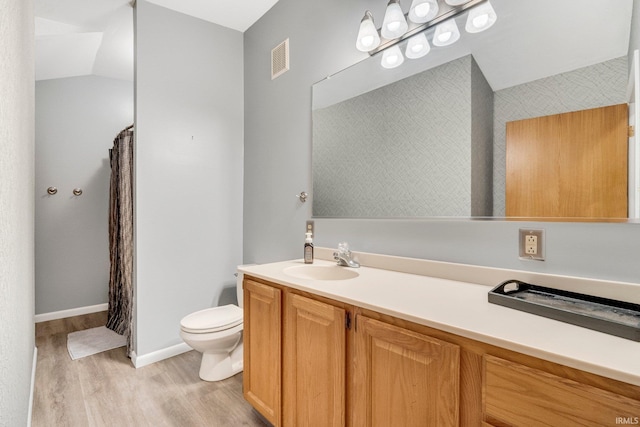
106;124;134;355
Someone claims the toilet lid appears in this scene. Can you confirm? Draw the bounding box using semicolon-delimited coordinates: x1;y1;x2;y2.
180;304;243;334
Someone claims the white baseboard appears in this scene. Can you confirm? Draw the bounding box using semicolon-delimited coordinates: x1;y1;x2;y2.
34;303;108;323
27;346;37;427
131;342;191;368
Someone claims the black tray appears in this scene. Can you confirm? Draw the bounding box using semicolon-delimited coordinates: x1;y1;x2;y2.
488;280;640;342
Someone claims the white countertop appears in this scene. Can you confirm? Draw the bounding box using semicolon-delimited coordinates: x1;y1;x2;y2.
238;256;640;387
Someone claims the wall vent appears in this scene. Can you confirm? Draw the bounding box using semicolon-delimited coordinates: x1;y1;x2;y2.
271;38;290;80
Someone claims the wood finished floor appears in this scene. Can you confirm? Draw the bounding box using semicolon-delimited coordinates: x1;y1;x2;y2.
33;312;268;427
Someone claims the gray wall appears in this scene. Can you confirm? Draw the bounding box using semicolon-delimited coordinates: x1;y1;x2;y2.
244;0;640;284
470;57;493;216
493;57;628;216
0;0;35;424
35;76;133;315
135;1;244;356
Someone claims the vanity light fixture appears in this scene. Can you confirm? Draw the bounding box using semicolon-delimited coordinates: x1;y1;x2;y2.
355;0;497;68
408;0;439;24
381;0;409;39
432;18;460;47
356;11;381;52
381;44;405;68
465;1;497;33
405;33;431;59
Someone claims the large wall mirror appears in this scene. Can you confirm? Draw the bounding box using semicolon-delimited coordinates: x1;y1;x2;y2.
312;0;640;222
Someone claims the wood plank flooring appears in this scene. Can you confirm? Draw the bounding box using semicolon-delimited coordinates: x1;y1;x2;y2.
33;312;268;426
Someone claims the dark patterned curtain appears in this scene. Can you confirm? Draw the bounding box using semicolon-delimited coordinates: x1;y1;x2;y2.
106;124;134;355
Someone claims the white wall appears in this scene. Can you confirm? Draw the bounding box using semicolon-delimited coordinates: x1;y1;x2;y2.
243;0;640;284
35;76;133;315
630;0;640;63
135;1;244;356
0;0;35;424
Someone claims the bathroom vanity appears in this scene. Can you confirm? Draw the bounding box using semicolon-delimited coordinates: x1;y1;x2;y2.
238;250;640;426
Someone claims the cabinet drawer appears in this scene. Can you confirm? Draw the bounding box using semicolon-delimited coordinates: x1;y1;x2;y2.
483;355;640;426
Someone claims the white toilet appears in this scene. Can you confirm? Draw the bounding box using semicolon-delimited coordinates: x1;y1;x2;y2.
180;271;245;381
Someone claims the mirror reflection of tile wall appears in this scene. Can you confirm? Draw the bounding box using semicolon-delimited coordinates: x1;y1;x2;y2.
313;55;493;218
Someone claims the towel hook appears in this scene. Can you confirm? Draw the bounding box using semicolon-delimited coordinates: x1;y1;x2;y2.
72;188;83;196
47;186;58;195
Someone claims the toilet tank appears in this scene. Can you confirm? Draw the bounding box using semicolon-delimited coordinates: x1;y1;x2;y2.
236;265;256;308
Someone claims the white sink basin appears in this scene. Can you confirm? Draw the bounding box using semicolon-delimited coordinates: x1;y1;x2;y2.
283;265;360;281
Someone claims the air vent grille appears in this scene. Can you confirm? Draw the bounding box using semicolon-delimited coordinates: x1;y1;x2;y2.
271;38;290;80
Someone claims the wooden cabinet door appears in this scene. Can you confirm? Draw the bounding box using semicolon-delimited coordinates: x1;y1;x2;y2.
352;316;460;427
243;279;282;426
506;104;628;218
283;293;346;427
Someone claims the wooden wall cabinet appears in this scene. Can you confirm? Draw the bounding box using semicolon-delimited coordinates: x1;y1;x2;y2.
243;276;640;427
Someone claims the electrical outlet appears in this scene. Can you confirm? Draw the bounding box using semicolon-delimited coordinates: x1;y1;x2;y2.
525;235;537;255
519;229;544;261
306;220;314;237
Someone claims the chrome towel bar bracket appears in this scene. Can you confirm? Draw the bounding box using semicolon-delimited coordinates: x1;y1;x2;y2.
296;191;308;203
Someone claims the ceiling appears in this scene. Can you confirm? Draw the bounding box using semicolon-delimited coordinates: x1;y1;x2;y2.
35;0;133;81
144;0;280;33
468;0;633;90
35;0;633;87
34;0;280;81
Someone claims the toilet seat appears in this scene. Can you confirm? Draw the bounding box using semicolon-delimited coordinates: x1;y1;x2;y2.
180;304;243;334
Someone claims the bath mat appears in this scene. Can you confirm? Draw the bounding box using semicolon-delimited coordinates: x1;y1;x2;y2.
67;326;126;360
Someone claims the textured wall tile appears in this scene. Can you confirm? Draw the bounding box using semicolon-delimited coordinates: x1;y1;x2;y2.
313;56;486;217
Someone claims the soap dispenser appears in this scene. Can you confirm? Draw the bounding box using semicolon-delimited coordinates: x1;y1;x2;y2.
304;232;314;264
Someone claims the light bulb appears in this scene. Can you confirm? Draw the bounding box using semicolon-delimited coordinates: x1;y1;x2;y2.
405;33;431;59
381;0;409;39
438;31;452;43
387;21;401;32
473;14;489;27
381;45;405;69
415;3;430;17
408;0;439;24
465;1;497;33
356;11;381;52
362;35;375;46
432;18;460;46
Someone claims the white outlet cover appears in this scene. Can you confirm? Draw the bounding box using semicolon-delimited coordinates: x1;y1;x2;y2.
519;229;544;261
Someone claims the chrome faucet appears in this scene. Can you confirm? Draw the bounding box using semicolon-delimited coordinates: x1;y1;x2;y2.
333;242;360;268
